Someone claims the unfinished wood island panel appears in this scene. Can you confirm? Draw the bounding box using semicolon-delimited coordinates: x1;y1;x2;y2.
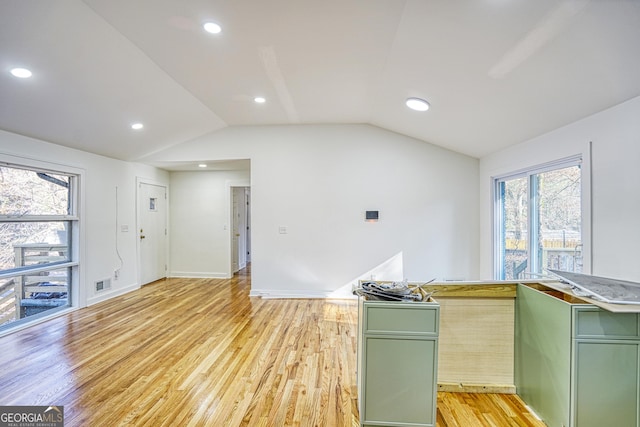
421;282;518;393
436;297;515;393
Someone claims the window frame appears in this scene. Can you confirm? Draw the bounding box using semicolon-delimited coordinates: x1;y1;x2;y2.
0;154;83;334
492;155;585;280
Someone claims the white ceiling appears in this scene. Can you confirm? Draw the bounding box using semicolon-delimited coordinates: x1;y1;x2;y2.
1;0;639;167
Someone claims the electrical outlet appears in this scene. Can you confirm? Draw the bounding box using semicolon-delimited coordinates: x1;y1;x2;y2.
114;269;120;280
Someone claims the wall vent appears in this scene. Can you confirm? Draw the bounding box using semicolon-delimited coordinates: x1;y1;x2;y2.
96;278;111;292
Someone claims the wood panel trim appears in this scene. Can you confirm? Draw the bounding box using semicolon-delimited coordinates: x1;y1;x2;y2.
422;283;517;298
438;383;516;394
361;280;518;298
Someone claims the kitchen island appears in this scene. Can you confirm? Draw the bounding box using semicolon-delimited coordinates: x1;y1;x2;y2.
357;277;640;427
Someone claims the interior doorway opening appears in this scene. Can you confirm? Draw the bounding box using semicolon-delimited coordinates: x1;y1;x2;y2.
231;186;251;276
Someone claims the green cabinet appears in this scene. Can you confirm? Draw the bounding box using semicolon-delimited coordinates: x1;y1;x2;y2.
572;307;640;427
358;298;439;427
515;284;573;427
516;284;640;427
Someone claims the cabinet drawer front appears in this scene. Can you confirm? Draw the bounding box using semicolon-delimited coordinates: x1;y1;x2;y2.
365;304;438;335
574;308;639;339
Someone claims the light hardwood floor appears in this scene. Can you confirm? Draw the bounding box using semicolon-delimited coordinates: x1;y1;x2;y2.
0;267;545;426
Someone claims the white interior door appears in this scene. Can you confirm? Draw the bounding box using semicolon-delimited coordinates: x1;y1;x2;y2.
138;182;167;285
245;188;251;263
232;187;248;273
231;189;239;273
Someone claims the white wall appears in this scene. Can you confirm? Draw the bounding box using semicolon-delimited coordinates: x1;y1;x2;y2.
145;124;480;297
479;96;640;282
169;170;250;278
0;129;169;308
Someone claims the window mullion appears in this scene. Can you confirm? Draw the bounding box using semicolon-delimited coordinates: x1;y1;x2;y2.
0;261;77;280
495;181;506;280
528;173;540;277
0;215;78;222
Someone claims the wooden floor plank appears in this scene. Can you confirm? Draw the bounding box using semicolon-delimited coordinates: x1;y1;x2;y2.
0;266;544;426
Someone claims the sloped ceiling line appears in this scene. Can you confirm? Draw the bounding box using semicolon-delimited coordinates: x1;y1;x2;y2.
259;45;300;123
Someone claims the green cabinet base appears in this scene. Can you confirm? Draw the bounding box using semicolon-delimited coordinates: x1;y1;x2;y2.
516;284;640;427
358;298;439;427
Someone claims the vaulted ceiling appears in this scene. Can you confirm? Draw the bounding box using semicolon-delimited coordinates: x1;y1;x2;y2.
1;0;639;163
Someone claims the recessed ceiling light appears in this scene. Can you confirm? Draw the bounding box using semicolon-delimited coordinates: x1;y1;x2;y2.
131;123;144;130
198;164;207;168
254;97;266;104
10;68;32;78
203;22;222;34
406;97;430;112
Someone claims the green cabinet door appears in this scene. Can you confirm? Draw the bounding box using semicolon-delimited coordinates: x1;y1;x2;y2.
362;336;437;426
573;340;639;427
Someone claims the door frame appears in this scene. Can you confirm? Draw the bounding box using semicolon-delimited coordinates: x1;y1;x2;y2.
226;180;250;277
136;177;169;286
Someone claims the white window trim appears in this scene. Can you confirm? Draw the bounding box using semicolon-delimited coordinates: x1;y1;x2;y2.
492;150;592;280
0;152;86;336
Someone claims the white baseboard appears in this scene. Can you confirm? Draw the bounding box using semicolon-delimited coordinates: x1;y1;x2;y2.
249;289;357;299
169;271;230;279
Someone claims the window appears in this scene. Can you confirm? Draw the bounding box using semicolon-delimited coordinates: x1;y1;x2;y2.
0;162;78;331
494;158;582;280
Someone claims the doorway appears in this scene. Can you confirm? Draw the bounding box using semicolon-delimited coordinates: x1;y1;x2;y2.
137;180;167;285
231;186;251;274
